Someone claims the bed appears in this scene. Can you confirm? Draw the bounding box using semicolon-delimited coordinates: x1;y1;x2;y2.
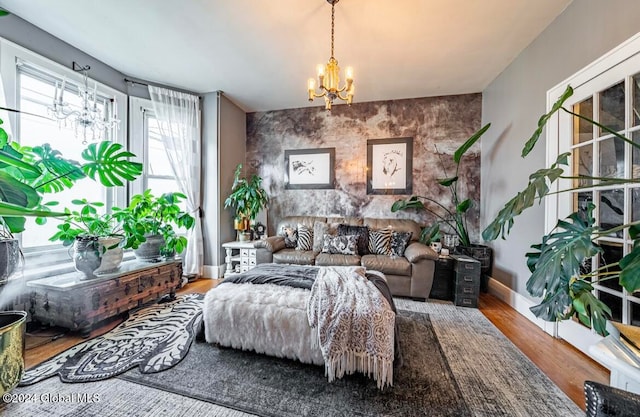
203;264;397;388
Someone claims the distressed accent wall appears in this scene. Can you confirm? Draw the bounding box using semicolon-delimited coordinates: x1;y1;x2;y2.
246;94;482;240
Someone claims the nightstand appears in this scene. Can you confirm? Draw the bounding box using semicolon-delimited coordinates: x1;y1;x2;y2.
450;254;481;308
430;256;454;301
222;241;270;278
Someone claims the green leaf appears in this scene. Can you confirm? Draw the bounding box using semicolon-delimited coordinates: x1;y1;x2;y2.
525;206;602;323
81;141;143;187
437;176;458;187
391;196;425;212
454;123;491;163
572;288;611;336
619;245;640;294
456;199;472;214
419;223;440;245
482;152;570;241
0;10;9;17
522;85;573;157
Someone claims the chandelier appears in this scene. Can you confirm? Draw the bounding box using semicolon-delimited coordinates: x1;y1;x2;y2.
48;62;120;144
307;0;354;110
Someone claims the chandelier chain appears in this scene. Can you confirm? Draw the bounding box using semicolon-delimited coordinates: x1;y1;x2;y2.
330;1;335;58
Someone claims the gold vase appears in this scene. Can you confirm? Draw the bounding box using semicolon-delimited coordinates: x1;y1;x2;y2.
0;311;27;396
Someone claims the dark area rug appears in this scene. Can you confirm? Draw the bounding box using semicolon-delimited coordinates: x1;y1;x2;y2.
119;310;470;417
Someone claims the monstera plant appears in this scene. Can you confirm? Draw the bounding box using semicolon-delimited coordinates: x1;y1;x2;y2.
483;85;640;336
0;114;143;278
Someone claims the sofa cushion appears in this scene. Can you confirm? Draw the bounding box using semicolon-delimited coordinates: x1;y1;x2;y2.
272;249;316;265
315;253;361;266
368;228;393;255
361;254;411;276
321;234;358;255
337;224;369;255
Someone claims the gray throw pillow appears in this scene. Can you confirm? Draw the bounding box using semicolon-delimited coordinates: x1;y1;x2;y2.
279;226;298;248
337;224;369;256
321;234;358;255
391;231;412;257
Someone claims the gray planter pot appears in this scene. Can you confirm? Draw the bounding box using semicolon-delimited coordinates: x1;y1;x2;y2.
134;234;165;262
0;239;20;285
73;236;124;279
0;311;27;396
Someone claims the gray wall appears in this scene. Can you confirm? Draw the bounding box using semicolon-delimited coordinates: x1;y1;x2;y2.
0;14;127;93
481;0;640;296
217;94;247;266
201;91;220;267
246;95;482;237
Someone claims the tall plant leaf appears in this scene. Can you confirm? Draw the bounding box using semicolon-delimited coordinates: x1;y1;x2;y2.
29;144;85;192
81;141;143;187
454;123;491;163
482;152;569;241
521;85;574;157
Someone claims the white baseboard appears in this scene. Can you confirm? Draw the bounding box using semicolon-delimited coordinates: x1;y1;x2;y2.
487;278;555;336
487;277;603;357
202;264;225;279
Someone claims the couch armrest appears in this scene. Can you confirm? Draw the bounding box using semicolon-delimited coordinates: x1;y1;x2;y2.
254;236;286;253
585;380;640;417
404;242;438;262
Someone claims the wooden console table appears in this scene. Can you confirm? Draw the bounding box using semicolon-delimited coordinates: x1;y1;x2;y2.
27;260;182;337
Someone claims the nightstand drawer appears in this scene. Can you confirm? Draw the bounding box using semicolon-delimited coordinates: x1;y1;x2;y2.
240;248;250;257
454;295;478;308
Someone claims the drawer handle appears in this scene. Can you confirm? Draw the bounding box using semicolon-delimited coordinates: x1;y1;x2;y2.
464;264;475;270
462;299;472;305
464;276;474;282
463;287;473;294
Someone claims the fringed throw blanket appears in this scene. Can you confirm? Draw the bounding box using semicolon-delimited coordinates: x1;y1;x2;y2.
307;266;396;389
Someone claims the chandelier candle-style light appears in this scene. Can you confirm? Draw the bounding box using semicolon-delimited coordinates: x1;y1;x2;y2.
308;0;354;110
48;62;120;144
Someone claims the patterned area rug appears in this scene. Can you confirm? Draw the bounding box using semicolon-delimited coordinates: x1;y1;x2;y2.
120;310;469;417
20;293;204;385
5;297;583;417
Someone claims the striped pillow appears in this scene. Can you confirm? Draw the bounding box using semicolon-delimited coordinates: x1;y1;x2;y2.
296;224;313;251
368;228;393;255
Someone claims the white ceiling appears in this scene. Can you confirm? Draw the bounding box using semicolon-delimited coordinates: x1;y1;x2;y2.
0;0;572;112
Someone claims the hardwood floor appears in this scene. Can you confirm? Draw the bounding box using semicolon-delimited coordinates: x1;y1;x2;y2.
24;278;608;411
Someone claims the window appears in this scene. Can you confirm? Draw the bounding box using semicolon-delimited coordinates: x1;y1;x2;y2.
548;35;640;343
130;97;180;196
0;39;127;269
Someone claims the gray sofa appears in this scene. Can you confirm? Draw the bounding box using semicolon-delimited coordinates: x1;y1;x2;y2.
255;216;438;300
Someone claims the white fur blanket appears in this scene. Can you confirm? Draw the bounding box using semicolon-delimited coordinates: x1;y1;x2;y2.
307;266;396;389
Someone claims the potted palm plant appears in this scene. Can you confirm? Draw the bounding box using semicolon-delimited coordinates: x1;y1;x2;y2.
483;85;640;336
391;124;494;289
48;199;125;278
224;164;268;241
114;190;195;262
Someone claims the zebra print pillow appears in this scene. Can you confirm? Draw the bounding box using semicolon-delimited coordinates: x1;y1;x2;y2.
296;224;314;251
368;228;393;255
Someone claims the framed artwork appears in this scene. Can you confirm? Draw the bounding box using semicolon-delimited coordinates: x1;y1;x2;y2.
284;148;335;189
366;137;413;195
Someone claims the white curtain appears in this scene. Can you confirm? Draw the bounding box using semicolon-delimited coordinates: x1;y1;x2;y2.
148;86;203;277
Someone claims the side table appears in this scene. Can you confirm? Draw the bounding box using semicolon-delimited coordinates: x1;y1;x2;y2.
430;256;454;300
451;254;481;308
222;240;271;278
